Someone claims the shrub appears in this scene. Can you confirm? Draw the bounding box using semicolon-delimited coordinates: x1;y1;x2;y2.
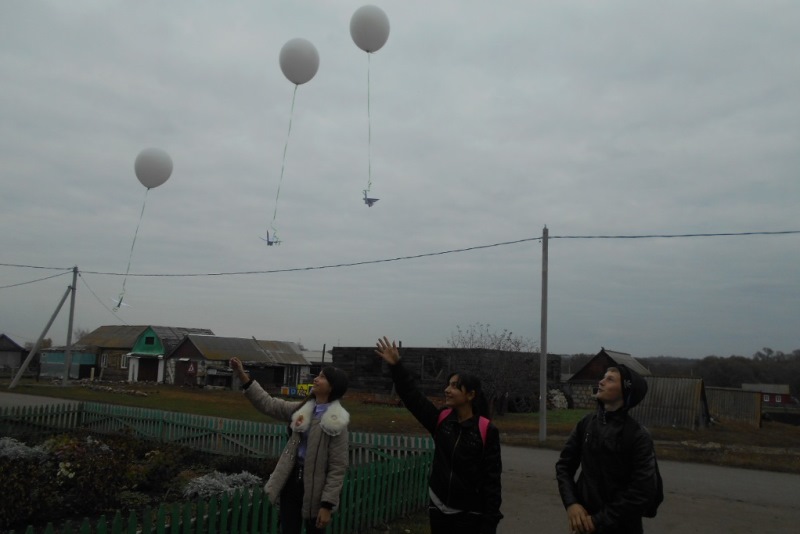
182;470;264;500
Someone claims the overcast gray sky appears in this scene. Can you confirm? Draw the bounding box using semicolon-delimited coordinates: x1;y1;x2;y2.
2;1;799;359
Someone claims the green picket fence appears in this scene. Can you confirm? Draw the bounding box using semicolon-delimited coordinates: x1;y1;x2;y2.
9;451;433;534
1;402;435;533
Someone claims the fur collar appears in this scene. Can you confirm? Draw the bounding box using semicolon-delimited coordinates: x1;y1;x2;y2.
290;399;350;436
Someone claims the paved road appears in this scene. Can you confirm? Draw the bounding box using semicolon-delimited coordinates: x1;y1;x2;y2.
0;391;78;408
499;446;800;534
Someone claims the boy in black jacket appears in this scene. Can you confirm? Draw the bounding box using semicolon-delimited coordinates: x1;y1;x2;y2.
556;365;657;534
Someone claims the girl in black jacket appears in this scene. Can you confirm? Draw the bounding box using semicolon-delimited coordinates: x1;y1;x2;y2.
375;336;503;534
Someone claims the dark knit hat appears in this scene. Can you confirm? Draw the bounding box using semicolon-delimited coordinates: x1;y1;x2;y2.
613;364;648;409
321;366;349;402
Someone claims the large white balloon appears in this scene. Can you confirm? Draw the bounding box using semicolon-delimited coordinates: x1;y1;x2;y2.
279;38;320;85
350;5;390;53
134;148;173;189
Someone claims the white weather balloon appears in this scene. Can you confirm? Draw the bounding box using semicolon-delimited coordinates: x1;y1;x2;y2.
279;38;320;85
350;5;390;53
134;148;173;189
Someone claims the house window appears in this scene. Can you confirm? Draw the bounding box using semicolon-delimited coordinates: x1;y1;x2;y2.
776;395;782;403
145;337;155;346
121;354;130;369
763;394;770;402
101;353;109;368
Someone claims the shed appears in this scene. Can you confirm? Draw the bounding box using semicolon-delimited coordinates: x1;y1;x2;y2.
166;335;310;389
39;346;97;380
566;348;652;409
706;386;762;428
630;376;710;430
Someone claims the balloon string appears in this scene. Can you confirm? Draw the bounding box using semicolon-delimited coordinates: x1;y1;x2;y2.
119;187;149;301
270;84;298;238
365;52;372;194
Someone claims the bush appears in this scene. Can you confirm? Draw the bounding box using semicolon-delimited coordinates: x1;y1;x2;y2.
182;471;263;500
0;432;278;532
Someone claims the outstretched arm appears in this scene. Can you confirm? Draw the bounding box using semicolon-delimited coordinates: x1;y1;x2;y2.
375;336;439;434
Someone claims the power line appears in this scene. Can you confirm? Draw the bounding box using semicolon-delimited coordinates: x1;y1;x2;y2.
78;273;129;325
2;230;799;279
550;230;800;239
0;270;72;289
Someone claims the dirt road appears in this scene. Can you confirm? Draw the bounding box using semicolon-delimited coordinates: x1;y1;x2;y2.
500;446;800;534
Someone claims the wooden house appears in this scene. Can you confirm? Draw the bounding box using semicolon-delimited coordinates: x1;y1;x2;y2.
126;326;215;383
565;348;652;409
741;383;793;407
74;325;213;381
331;346;561;412
166;335;310;390
0;334;27;371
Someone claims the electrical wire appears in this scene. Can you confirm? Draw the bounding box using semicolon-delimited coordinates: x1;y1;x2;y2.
2;230;799;279
0;270;72;289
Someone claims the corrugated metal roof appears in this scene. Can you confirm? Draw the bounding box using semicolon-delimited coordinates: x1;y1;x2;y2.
601;349;652;376
630;376;709;430
741;383;791;394
76;325;149;348
568;348;652;382
77;325;214;352
253;339;309;365
174;335;309;366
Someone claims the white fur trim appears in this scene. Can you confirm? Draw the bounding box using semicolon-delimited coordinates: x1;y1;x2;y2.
290;400;350;436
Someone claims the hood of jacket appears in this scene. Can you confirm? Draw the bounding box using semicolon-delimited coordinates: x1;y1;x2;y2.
290;399;350;436
616;364;648;409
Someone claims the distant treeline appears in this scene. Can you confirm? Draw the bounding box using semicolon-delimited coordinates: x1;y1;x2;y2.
564;348;800;399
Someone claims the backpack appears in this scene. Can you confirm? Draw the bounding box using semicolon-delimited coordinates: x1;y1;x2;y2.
621;418;664;518
579;415;664;518
437;408;490;446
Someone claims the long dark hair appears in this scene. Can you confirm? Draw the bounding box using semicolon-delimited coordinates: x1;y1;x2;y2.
448;371;490;418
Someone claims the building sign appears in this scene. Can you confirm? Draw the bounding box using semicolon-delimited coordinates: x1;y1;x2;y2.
296;383;313;396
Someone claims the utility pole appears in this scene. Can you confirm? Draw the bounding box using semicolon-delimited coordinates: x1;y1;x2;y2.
62;266;78;386
539;226;549;442
9;283;72;389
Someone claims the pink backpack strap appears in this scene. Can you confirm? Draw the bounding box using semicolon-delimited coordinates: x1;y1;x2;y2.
437;408;453;426
477;416;490;445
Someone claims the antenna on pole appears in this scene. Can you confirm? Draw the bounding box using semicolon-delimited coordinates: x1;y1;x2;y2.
539;226;549;442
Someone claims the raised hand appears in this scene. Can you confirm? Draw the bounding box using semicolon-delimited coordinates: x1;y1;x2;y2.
375;336;400;365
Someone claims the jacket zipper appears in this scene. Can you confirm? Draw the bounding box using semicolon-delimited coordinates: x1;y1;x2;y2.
447;425;462;501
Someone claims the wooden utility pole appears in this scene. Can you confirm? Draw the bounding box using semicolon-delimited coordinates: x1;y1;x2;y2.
62;266;78;385
539;226;549;442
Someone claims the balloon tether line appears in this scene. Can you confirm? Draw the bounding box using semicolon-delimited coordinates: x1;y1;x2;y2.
116;187;149;309
269;84;298;240
365;52;373;195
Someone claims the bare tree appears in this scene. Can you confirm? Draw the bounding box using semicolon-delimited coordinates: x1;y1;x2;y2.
73;327;91;343
448;322;537;352
24;338;52;350
447;323;539;414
